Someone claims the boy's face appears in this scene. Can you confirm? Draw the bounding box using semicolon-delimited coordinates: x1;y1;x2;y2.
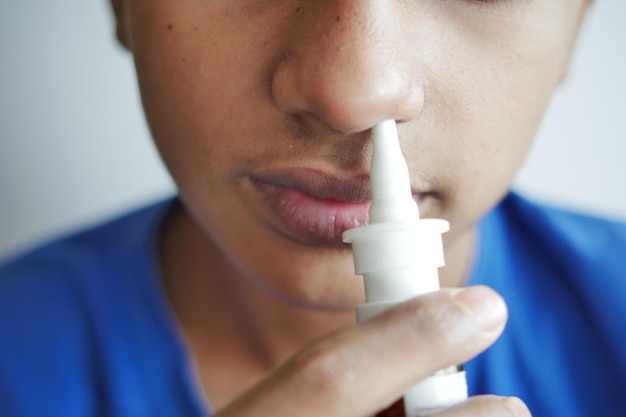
113;0;588;308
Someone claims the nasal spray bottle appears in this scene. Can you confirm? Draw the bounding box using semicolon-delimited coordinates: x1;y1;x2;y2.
342;120;468;416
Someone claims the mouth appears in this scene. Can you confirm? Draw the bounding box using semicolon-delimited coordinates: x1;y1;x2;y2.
246;168;426;247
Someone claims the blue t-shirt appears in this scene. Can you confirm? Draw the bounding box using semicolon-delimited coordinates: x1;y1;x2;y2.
465;194;626;416
0;193;624;417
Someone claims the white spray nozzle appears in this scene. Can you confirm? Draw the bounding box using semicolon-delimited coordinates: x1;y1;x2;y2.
369;120;420;223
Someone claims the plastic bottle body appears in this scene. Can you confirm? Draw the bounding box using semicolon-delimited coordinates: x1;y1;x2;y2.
344;216;468;417
404;370;468;416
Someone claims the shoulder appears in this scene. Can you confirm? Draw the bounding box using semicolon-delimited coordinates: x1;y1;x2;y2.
468;194;626;416
0;198;176;414
490;192;626;269
468;193;626;415
0;196;175;325
475;191;626;315
478;192;626;337
0;198;174;279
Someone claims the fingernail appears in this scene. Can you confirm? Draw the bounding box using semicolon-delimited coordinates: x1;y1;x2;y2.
503;396;531;417
452;286;507;332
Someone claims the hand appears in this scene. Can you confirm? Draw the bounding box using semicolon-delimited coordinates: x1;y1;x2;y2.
214;286;531;417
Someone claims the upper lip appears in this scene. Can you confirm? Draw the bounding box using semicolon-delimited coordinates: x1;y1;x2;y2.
248;169;373;203
248;168;429;202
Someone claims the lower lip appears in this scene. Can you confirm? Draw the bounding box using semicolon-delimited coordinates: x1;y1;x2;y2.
249;178;371;246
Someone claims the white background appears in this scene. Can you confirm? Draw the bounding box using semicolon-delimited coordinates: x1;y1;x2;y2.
1;1;625;261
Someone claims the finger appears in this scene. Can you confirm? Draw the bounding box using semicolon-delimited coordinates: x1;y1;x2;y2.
217;286;507;417
436;395;531;417
368;285;508;389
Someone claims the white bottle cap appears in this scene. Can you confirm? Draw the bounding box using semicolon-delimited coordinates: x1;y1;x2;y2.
343;219;448;307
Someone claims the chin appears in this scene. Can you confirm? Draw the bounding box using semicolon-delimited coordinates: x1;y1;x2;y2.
242;247;366;312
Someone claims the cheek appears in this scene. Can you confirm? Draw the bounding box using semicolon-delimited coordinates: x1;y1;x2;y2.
127;4;282;186
412;5;580;233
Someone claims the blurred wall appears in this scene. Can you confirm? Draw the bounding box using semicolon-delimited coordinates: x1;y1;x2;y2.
1;1;625;261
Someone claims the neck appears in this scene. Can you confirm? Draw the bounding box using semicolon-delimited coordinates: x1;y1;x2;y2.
158;203;356;407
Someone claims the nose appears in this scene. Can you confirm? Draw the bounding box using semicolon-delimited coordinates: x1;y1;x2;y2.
271;1;423;133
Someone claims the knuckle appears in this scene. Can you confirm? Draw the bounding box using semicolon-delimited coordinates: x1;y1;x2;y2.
289;340;357;400
403;293;464;347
